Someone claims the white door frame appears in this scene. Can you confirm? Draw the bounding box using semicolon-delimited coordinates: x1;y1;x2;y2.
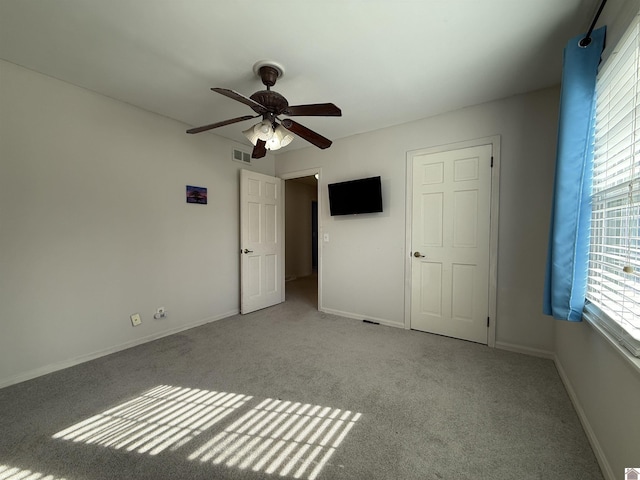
404;136;500;347
279;167;323;311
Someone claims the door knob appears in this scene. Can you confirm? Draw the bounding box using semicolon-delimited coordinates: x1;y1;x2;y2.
243;249;253;254
413;251;425;258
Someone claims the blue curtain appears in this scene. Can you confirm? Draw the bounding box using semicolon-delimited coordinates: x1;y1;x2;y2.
543;26;606;321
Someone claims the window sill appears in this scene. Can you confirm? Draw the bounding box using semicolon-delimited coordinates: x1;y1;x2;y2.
582;308;640;377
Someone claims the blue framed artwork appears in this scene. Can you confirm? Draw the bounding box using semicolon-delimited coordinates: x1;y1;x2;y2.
186;185;207;204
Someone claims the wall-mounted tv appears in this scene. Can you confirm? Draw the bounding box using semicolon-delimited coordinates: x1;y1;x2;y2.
328;176;383;216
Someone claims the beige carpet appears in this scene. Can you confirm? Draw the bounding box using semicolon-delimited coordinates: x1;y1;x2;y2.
0;275;602;479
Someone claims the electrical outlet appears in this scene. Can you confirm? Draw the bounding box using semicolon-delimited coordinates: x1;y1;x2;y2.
153;307;167;320
130;313;142;326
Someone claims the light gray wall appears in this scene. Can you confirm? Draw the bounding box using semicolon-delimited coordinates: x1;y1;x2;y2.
555;322;639;479
276;87;560;353
0;60;275;387
554;1;640;478
285;179;317;279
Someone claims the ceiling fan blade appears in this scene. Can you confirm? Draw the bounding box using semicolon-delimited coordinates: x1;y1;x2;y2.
186;115;258;134
212;88;267;112
252;139;267;158
284;103;342;117
281;119;332;149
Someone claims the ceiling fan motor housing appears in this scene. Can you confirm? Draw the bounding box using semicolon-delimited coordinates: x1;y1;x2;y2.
249;90;289;116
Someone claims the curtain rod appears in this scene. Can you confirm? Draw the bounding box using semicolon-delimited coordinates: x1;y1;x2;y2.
580;0;608;47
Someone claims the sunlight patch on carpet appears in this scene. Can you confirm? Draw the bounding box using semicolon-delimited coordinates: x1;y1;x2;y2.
188;398;361;480
52;385;361;479
0;464;68;480
52;385;251;455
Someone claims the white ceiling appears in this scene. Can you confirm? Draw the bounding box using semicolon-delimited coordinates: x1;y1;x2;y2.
0;0;598;153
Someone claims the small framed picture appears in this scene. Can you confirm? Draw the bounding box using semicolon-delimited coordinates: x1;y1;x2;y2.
186;185;207;204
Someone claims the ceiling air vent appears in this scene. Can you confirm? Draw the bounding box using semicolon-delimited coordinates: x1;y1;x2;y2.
233;148;251;164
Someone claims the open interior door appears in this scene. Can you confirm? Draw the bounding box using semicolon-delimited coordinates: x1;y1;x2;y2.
240;169;285;313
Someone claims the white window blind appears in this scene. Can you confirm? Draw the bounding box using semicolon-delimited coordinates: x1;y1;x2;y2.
586;10;640;357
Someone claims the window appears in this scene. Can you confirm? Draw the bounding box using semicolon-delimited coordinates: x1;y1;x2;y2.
586;10;640;357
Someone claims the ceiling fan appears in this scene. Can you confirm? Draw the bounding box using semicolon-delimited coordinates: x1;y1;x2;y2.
186;61;342;158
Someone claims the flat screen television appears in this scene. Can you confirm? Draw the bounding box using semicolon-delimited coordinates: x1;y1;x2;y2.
328;176;383;216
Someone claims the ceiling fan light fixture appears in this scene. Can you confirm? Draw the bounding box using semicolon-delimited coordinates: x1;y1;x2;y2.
254;120;274;141
266;124;294;150
276;124;294;147
243;119;275;145
242;126;260;145
266;137;281;151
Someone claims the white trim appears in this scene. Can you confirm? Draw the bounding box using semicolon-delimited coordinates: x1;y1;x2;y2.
320;307;404;329
279;168;323;311
488;138;500;348
279;168;321;180
404;136;501;347
583;308;640;377
554;354;615;480
495;341;554;360
0;309;239;390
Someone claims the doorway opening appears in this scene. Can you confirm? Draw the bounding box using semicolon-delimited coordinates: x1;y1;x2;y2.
283;173;320;309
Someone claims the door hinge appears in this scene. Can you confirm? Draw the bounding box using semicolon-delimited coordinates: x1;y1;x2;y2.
487;316;490;327
490;156;494;168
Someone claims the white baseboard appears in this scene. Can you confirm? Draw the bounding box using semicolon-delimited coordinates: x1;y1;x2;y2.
553;355;614;480
320;307;404;329
495;341;554;359
0;309;239;390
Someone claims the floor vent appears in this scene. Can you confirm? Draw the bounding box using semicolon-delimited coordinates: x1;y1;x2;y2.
233;148;251;164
